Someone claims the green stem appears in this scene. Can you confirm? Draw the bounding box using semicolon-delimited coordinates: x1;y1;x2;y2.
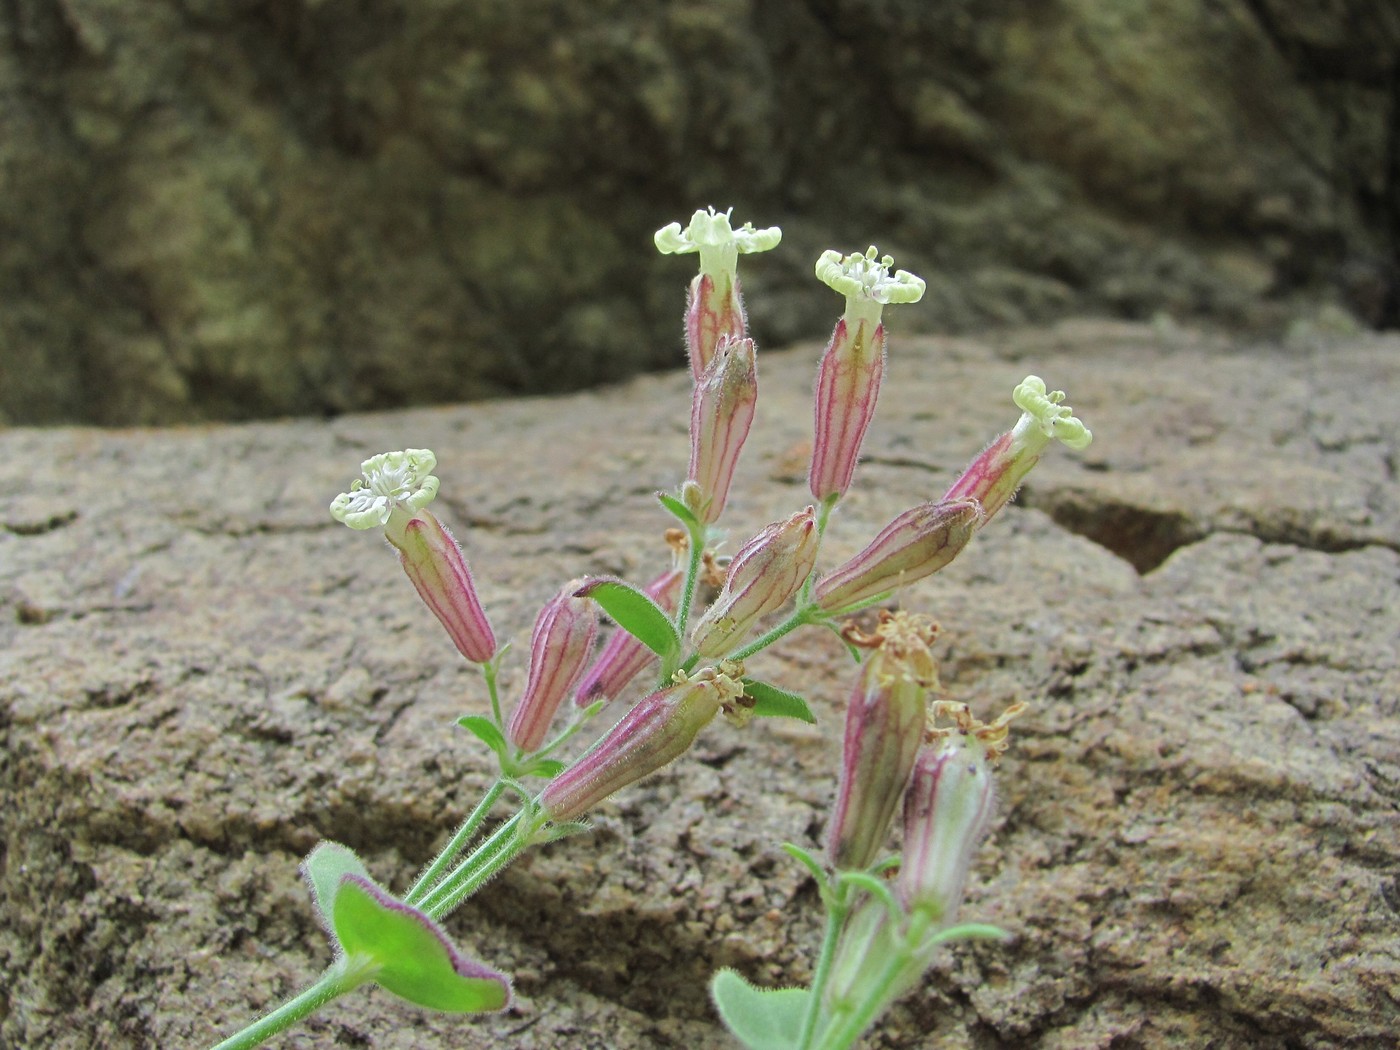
672;518;708;649
208;966;361;1050
797;883;850;1050
418;812;533;920
725;605;817;664
812;912;930;1050
403;780;506;906
483;656;505;728
799;495;840;605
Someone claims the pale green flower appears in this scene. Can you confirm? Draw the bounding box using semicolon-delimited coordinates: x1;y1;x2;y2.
655;206;781;279
329;449;440;530
815;245;925;329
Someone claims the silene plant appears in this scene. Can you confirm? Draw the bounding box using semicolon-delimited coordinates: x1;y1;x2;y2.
209;207;1093;1050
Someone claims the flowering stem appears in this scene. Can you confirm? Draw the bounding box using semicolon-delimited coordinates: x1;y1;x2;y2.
796;882;852;1050
812;911;932;1050
209;966;362;1050
481;654;506;727
403;780;507;906
671;518;708;663
419;811;541;920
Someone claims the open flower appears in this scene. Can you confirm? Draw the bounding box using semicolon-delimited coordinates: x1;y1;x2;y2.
331;449;496;663
944;376;1092;524
655;206;781;377
809;247;925;503
330;449;441;540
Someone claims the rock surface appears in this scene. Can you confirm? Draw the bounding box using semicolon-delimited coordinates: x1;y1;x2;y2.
1;320;1397;1048
3;0;1397;424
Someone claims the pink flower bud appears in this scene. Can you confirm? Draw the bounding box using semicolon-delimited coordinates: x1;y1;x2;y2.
685;272;747;378
897;734;996;920
825;613;939;870
944;376;1093;524
507;581;599;752
539;669;742;822
389;511;497;664
692;506;820;658
574;567;684;707
685;335;758;524
808;318;885;503
814;499;982;613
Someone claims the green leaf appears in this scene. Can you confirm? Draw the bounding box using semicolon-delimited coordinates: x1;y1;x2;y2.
741;679;816;724
332;875;511;1013
522;758;567;779
575;578;680;658
711;968;810;1050
657;491;701;530
922;921;1011;948
457;715;507;755
302;842;370;929
780;842;828;885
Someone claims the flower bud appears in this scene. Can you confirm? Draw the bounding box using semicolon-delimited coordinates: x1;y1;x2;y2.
691;506;820;658
897;701;1020;919
539;669;742;822
574;567;684;707
809;247;925;502
507;581;599;752
391;511;497;664
655;207;781;377
826;613;939;870
814;499;982;613
944;375;1093;524
684;336;759;524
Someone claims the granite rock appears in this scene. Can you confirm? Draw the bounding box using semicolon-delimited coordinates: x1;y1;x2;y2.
0;321;1397;1047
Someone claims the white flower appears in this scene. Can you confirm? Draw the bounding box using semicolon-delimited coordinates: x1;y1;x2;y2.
1011;376;1092;451
816;246;926;328
329;449;440;530
654;206;781;279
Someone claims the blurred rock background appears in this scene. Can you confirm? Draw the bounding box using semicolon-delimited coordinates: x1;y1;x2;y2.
3;0;1398;425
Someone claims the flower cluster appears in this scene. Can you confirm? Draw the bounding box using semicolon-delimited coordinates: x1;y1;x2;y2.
227;205;1096;1050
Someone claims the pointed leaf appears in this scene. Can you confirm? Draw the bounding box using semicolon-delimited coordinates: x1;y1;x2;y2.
780;842;828;885
575;578;680;658
742;679;816;724
457;715;508;755
922;922;1011;948
332;875;511;1013
657;491;701;531
302;842;371;930
711;968;810;1050
523;758;567;779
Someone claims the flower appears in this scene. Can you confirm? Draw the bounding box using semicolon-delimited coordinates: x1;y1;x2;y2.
655;206;781;377
654;206;783;281
330;449;496;663
330;449;440;537
809;248;925;502
943;376;1092;523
